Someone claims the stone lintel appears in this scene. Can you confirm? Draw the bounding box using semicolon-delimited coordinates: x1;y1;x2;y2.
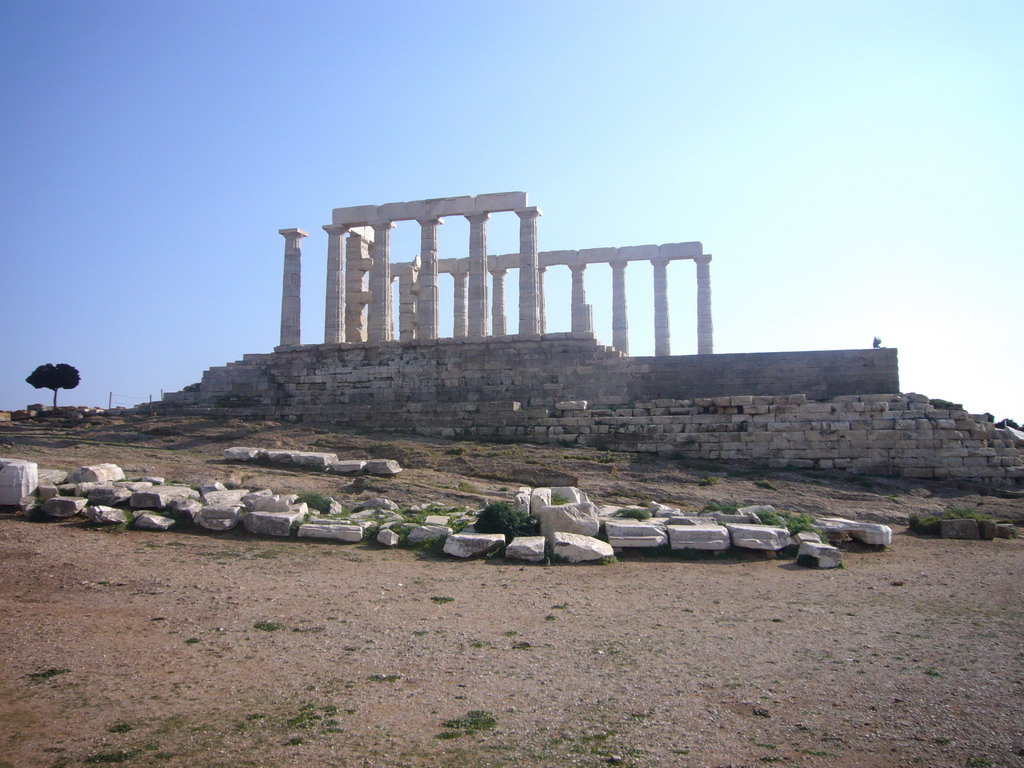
333;192;528;226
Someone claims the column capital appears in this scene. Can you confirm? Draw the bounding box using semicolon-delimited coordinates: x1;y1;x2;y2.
465;212;490;224
322;224;349;236
370;220;396;232
694;254;712;265
416;217;444;227
610;261;628;272
651;257;671;268
489;267;508;278
515;207;543;219
568;263;587;275
278;228;308;239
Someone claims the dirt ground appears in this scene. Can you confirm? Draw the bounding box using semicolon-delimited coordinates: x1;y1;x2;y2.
1;414;1022;768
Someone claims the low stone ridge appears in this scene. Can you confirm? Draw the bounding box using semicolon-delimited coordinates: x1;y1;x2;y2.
223;448;403;476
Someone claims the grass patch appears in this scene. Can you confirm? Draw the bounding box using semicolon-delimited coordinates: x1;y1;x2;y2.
84;752;136;764
108;723;133;734
253;621;283;632
754;479;778;490
438;710;497;739
698;476;719;486
28;667;69;681
616;507;652;520
702;500;737;514
295;492;333;514
909;507;990;536
431;596;454;604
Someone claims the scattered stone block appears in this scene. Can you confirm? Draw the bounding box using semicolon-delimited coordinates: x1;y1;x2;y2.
791;530;822;546
330;460;366;474
195;506;243;531
0;460;38;505
797;541;842;569
139;476;165;485
36;484;59;501
356;497;399;511
605;521;667;548
297;521;363;542
290;452;339;470
85;505;128;525
135;512;175;531
667;523;730;551
725;523;791;551
115;481;154;492
37;469;67;486
978;520;998;540
538;501;600;540
69;464;125;484
243;508;306;536
364;459;402;476
130;486;197;510
551;531;614;562
248;494;299;513
505;535;546;562
201;488;250;507
939;518;980;540
87;485;133;506
530;487;552;516
198;481;227;495
995;523;1016;539
168;497;204;519
224;446;261;461
815;517;893;546
443;532;506;558
40;496;87;518
555;400;588;411
550;486;589;504
424;514;451;526
407;525;452;544
376;528;400;547
738;505;774;523
647;501;680;517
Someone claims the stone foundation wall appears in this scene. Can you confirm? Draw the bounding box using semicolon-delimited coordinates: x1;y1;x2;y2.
156;335;1023;486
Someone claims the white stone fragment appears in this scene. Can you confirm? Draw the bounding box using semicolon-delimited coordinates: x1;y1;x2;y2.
243;508;306;536
135;512;176;531
87;485;132;506
725;523;791;551
289;451;339;470
797;541;842;569
248;494;299;513
0;460;38;505
139;476;165;485
40;496;88;518
364;459;402;476
555;400;588;411
330;460;367;474
605;521;668;548
815;517;893;546
297;522;363;542
505;535;546;562
667;523;731;550
647;501;680;517
376;528;400;547
791;530;822;547
224;446;261;461
513;490;531;515
194;506;243;531
538;501;600;540
551;531;614;562
424;514;451;526
406;525;452;544
443;532;506;558
201;488;250;507
130;486;197;509
85;505;128;525
69;464;125;483
529;487;552;516
198;481;227;495
356;497;399;511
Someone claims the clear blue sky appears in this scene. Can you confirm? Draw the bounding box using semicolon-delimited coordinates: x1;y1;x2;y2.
2;0;1021;419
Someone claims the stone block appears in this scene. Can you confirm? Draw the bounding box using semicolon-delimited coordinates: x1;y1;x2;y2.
243;508;306;536
605;521;667;548
364;459;402;476
530;487;552;516
85;505;128;525
555;400;588;411
995;524;1016;539
297;521;363;542
505;535;546;562
939;518;980;540
667;524;730;550
796;541;842;569
725;523;791;551
69;464;125;484
815;517;893;546
376;528;400;546
224;446;262;461
87;485;132;506
330;460;366;474
443;532;506;558
40;496;88;518
0;460;38;505
551;531;614;562
135;512;175;531
407;525;452;544
195;506;243;531
289;452;339;470
550;486;589;504
201;489;250;507
538;501;600;540
130;486;197;510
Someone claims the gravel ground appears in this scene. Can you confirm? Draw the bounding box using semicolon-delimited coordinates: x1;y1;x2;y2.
1;415;1022;768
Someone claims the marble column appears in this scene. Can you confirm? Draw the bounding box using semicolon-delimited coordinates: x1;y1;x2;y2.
345;231;371;342
569;264;593;333
652;258;670;356
398;257;420;341
417;217;442;339
452;271;468;338
368;221;394;342
490;268;507;336
695;255;714;355
322;224;348;344
466;213;489;337
611;261;629;355
516;207;542;335
278;228;307;347
538;265;547;333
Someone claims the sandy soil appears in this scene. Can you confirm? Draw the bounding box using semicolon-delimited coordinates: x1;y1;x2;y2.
1;415;1022;768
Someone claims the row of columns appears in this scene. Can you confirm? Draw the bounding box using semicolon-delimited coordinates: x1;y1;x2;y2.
280;219;713;356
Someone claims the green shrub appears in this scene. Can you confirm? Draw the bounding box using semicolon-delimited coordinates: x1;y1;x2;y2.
702;500;738;514
617;507;652;521
295;493;333;514
754;479;778;491
699;476;719;487
474;502;536;541
550;493;570;505
909;507;991;536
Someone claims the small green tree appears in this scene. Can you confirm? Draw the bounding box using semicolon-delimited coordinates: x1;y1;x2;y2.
26;363;81;408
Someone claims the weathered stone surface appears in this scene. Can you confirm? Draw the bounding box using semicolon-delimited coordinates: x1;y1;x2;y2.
87;485;133;506
262;449;295;463
70;464;125;484
555;400;588;411
423;514;451;526
815;517;893;546
168;497;204;519
241;489;274;510
791;530;822;546
667;523;730;550
550;486;589;504
356;497;399;511
198;481;227;495
330;460;366;474
290;451;339;470
85;505;128;525
297;521;363;542
36;484;59;501
201;488;250;507
0;460;38;505
978;519;998;540
551;531;614;562
130;486;197;510
939;518;980;540
443;532;506;558
139;476;165;485
37;468;67;486
41;496;88;518
224;446;261;461
605;521;668;548
243;508;306;536
648;501;680;517
376;528;400;547
797;541;842;569
505;535;546;562
530;487;552;516
406;525;451;544
195;506;242;531
538;501;600;540
248;494;299;513
738;505;774;523
513;490;531;515
114;481;154;492
995;523;1016;539
364;459;402;476
725;523;791;551
135;512;175;530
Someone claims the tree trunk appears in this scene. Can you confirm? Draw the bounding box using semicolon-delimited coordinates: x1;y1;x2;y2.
52;388;58;408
